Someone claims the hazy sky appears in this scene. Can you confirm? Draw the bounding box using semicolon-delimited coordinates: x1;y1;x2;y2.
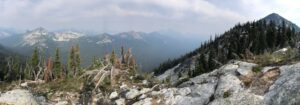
0;0;300;35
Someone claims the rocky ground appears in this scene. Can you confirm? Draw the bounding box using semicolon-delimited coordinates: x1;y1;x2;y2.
0;60;299;105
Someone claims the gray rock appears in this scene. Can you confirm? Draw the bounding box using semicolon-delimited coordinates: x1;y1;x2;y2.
214;74;244;98
35;96;47;105
179;73;218;87
140;88;151;94
55;101;68;105
142;80;148;85
125;89;140;99
211;63;239;75
115;98;125;105
160;81;216;105
133;98;152;105
20;82;28;87
174;96;205;105
177;87;191;96
262;66;277;73
187;82;217;105
109;91;118;99
236;62;256;76
264;63;300;105
138;94;147;100
0;89;38;105
209;91;264;105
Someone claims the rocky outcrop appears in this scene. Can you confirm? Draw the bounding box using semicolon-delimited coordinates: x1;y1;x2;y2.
147;60;299;105
0;89;38;105
264;63;300;105
1;60;300;105
209;91;264;105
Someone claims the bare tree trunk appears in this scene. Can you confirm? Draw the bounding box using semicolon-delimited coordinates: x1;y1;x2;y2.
35;61;43;81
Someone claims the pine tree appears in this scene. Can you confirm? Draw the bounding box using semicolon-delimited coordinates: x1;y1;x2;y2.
75;45;81;76
124;48;132;66
31;47;40;80
53;48;62;79
194;57;205;77
68;46;76;77
208;51;216;70
266;21;276;49
121;46;125;64
199;54;207;70
110;49;116;65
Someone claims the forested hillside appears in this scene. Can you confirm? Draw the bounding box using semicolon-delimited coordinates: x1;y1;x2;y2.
154;19;300;76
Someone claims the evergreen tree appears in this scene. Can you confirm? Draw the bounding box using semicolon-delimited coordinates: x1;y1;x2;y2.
68;46;76;77
208;51;216;70
75;45;81;76
110;49;116;65
194;57;205;77
121;46;125;64
31;47;40;79
199;54;207;70
53;48;62;79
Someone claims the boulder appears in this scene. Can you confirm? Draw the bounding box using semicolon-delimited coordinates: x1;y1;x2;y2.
109;91;118;99
264;63;300;105
55;101;68;105
140;88;151;94
0;89;38;105
177;87;191;96
161;81;216;105
209;91;264;105
138;94;147;100
125;89;140;99
214;74;244;98
211;63;239;75
133;98;152;105
262;66;277;73
115;98;125;105
178;73;218;88
173;96;202;105
142;80;148;85
236;62;256;76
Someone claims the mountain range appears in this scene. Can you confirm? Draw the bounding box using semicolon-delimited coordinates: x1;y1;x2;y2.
0;28;201;71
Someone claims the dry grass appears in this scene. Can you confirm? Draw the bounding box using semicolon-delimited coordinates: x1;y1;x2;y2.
33;78;85;93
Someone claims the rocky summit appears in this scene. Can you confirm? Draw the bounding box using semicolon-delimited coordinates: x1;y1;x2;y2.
0;60;299;105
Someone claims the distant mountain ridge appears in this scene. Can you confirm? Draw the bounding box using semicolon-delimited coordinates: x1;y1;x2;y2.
262;13;300;32
0;28;201;71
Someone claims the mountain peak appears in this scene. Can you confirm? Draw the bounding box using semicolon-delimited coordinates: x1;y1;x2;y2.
32;27;47;33
263;13;285;21
267;13;281;17
261;13;300;32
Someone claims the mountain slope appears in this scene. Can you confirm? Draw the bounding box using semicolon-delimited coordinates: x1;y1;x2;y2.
154;13;300;84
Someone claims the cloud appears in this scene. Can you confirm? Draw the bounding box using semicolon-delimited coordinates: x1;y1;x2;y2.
0;0;299;36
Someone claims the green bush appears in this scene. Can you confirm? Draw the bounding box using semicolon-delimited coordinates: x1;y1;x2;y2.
252;65;262;73
39;78;84;92
223;91;231;98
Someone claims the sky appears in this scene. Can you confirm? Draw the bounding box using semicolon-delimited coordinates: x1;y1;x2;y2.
0;0;300;36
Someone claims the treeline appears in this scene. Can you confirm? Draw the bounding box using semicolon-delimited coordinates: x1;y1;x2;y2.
154;20;299;77
0;45;81;81
0;45;137;82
